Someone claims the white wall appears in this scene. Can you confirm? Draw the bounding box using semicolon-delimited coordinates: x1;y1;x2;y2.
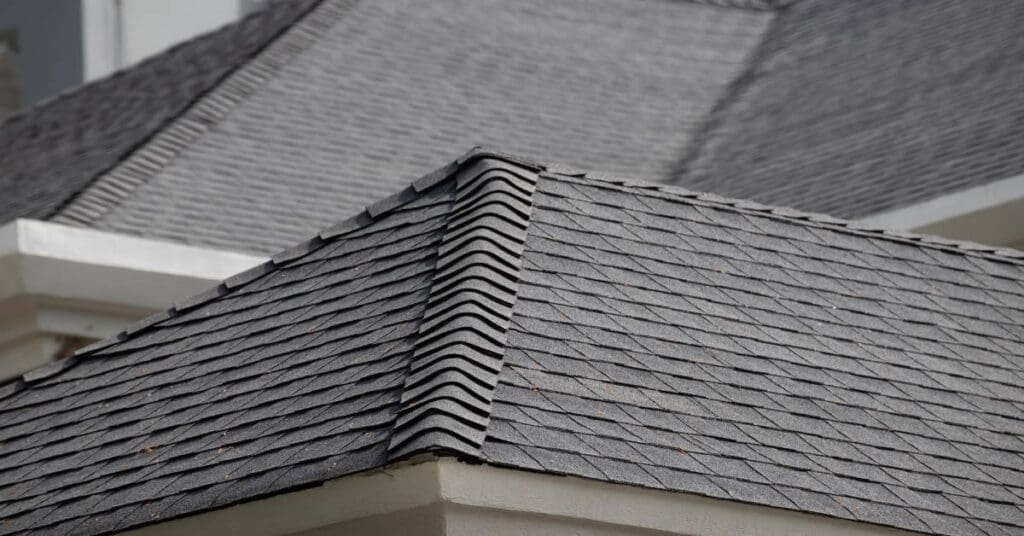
82;0;250;81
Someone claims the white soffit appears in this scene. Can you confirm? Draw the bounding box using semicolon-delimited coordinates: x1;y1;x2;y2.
126;458;919;536
861;173;1024;246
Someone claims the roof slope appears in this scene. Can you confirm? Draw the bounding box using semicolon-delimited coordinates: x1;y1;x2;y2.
1;151;1023;535
2;0;772;254
676;0;1024;219
0;0;318;225
4;1;1022;251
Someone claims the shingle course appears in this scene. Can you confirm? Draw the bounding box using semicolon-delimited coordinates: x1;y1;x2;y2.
1;153;1023;535
678;0;1024;219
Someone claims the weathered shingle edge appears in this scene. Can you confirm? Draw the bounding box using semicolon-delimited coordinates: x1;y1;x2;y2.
7;148;539;394
386;155;541;461
545;165;1024;264
50;0;349;227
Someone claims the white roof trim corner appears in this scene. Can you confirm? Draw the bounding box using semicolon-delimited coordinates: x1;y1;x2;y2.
861;173;1024;246
0;218;264;308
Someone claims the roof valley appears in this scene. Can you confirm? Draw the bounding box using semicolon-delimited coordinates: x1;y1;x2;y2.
387;155;541;460
668;0;788;187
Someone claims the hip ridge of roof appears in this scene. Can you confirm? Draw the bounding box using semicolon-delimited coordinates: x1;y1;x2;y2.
387;154;541;460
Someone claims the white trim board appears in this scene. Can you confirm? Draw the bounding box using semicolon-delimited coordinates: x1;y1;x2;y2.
0;218;263;379
861;173;1024;247
126;458;919;536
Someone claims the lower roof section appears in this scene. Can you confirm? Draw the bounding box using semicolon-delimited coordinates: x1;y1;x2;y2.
125;457;920;536
0;151;1021;536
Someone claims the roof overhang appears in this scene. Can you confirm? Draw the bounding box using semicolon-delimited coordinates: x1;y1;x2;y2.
0;218;263;380
123;458;918;536
861;172;1024;248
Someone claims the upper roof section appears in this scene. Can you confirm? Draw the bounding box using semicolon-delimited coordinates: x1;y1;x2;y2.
3;0;1023;253
0;0;318;226
676;0;1024;219
0;0;772;254
0;150;1021;535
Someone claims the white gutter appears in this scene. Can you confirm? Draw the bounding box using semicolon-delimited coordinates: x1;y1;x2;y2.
0;218;263;380
861;173;1024;247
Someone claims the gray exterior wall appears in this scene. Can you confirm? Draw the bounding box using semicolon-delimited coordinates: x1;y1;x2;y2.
0;0;83;114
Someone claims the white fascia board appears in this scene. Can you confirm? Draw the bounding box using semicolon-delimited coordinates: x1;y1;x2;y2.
861;173;1024;246
0;218;264;310
126;458;919;536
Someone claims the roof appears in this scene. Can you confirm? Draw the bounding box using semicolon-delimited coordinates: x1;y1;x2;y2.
0;0;772;254
4;1;1023;252
0;0;318;226
1;150;1022;535
675;0;1024;219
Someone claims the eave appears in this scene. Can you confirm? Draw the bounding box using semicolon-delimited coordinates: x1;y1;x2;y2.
0;218;262;380
861;173;1024;249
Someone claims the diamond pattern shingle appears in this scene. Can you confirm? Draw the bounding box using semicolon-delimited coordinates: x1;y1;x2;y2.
0;152;1022;535
482;170;1024;536
0;177;456;535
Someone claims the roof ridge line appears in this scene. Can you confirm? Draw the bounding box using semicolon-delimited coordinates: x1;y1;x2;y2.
542;165;1024;265
49;0;345;226
6;149;539;392
386;155;541;461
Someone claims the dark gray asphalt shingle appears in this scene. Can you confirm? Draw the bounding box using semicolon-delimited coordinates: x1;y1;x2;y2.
0;176;457;535
1;151;1022;535
677;0;1024;219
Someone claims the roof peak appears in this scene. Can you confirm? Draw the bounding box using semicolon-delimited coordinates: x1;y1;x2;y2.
5;150;541;392
388;156;540;460
2;147;1022;536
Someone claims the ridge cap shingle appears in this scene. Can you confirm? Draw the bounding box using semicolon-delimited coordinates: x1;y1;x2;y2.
1;148;1022;536
387;154;541;460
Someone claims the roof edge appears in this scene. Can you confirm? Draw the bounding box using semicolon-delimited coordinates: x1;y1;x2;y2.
12;144;1021;394
50;0;342;226
6;149;541;389
860;171;1024;245
387;154;541;460
543;165;1024;265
